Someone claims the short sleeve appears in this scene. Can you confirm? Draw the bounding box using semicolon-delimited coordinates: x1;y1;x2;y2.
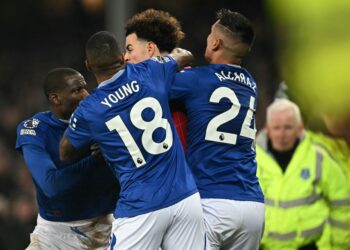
16;118;46;152
169;68;197;101
147;56;178;89
65;105;93;149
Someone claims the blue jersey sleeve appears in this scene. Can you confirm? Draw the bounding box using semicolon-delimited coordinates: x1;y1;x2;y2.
169;68;197;101
147;56;178;90
16;118;46;151
65;105;93;150
22;144;98;198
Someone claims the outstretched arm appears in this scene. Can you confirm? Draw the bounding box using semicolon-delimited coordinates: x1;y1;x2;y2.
23;144;97;198
169;48;194;70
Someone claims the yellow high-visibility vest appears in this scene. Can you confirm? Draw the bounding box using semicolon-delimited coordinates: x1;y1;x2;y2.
308;130;350;189
256;131;350;250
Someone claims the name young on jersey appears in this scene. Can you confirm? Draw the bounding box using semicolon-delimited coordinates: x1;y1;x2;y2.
215;70;257;92
101;81;140;108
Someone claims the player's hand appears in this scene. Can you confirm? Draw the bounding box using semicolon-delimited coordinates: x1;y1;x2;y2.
90;143;100;155
170;48;194;70
90;143;106;164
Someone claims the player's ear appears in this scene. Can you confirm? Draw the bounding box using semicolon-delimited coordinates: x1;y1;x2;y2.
212;38;221;51
85;59;92;72
147;41;156;57
119;53;125;65
49;93;61;105
297;122;305;136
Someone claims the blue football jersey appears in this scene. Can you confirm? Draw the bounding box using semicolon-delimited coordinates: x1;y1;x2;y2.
16;111;119;221
65;56;198;218
170;64;264;202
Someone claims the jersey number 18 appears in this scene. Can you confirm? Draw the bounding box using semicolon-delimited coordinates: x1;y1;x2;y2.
106;97;173;168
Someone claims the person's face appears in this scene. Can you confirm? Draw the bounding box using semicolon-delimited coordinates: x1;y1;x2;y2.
124;33;151;63
58;73;88;118
267;109;303;152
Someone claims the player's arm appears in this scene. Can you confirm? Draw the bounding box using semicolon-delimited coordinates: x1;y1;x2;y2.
59;134;80;162
60;105;93;162
22;144;98;198
169;48;193;70
168;68;197;101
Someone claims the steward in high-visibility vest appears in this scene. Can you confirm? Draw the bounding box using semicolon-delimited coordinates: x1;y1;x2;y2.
257;130;350;250
308;130;350;189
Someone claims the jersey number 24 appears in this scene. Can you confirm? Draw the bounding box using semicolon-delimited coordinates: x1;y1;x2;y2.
205;87;256;144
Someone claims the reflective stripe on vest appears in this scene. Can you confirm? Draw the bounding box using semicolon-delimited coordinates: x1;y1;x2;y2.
328;198;350;207
268;221;325;240
329;217;350;230
265;151;323;208
301;222;324;237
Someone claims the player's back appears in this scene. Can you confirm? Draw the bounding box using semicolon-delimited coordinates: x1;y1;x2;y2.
171;64;263;202
69;57;197;218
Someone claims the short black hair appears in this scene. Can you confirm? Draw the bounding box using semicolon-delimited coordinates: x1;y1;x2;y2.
85;31;122;71
43;68;80;99
216;9;255;46
125;9;184;53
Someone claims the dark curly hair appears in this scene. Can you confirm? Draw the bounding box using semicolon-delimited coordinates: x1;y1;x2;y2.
125;9;184;53
216;9;255;46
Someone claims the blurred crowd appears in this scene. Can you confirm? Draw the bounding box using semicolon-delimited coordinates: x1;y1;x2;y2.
0;1;106;248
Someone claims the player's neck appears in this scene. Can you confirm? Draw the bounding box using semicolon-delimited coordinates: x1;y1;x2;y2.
95;66;125;85
96;74;114;85
210;54;242;66
160;51;169;56
51;108;70;121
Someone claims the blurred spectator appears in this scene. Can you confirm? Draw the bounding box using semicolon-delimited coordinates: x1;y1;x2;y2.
0;194;36;250
0;1;106;248
265;0;350;145
0;144;37;250
256;99;350;250
307;113;350;189
0;196;10;218
0;147;17;198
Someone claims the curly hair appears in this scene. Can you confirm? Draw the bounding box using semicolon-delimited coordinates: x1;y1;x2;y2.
125;9;184;53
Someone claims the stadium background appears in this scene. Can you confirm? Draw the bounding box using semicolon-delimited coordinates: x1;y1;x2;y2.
0;0;349;249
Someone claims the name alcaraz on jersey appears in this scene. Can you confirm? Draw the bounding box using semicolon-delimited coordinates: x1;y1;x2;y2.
215;70;256;93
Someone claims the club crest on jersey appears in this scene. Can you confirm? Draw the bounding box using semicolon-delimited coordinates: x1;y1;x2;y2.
20;119;39;136
24;118;40;129
300;168;310;180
